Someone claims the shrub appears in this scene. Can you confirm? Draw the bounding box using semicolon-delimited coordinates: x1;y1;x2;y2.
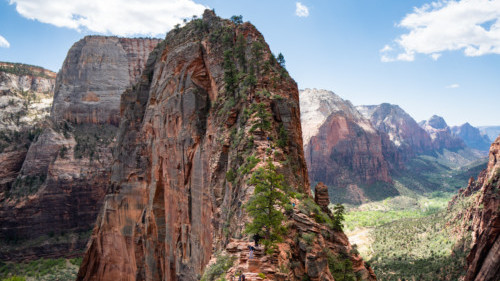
200;254;236;281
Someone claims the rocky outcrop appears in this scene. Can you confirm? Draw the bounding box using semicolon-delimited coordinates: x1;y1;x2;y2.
463;136;500;281
314;182;329;210
51;36;161;125
77;11;374;281
0;37;158;260
357;103;433;159
420;115;465;151
452;122;492;152
301;89;400;191
0;62;55;192
449;136;500;281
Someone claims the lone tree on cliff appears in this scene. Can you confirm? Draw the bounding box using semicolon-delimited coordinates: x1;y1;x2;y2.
332;203;345;231
245;159;290;253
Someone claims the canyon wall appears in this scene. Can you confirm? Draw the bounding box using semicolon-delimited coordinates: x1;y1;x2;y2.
0;37;160;260
78;11;374;281
301;89;400;204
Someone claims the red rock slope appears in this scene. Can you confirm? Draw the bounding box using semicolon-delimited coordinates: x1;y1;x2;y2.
77;11;375;281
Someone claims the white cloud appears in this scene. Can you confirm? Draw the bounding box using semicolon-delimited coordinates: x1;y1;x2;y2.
446;83;460;88
295;2;309;17
8;0;208;36
381;0;500;62
431;53;441;60
0;35;9;48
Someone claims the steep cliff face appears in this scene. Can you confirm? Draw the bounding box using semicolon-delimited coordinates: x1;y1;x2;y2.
420;115;465;151
301;89;400;201
51;36;161;125
0;62;55;192
0;37;159;260
452;122;492;152
453;136;500;281
357;103;433;159
78;12;374;281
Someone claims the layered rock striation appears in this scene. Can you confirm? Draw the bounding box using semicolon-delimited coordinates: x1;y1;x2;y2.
357;103;433;160
51;36;161;125
77;12;374;281
454;136;500;281
0;37;159;260
300;89;400;192
0;62;55;193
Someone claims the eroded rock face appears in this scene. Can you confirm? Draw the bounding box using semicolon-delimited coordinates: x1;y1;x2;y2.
301;89;399;191
461;136;500;281
77;11;373;281
452;122;492;152
0;37;158;260
51;36;161;125
0;62;55;193
357;103;433;160
420;115;465;151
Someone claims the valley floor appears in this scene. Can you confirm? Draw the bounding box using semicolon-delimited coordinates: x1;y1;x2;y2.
344;193;476;281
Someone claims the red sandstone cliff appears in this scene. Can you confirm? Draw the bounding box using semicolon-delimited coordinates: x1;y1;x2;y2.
300;89;400;204
448;136;500;281
0;38;159;260
462;136;500;281
77;11;375;281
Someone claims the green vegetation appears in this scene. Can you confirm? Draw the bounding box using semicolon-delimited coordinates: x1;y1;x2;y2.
343;192;476;280
276;53;285;68
245;159;290;253
343;193;452;231
325;249;357;281
230;15;243;25
200;254;236;281
9;174;47;198
368;210;469;281
0;62;53;79
332;204;345;231
0;257;82;281
249;103;271;134
73;123;117;160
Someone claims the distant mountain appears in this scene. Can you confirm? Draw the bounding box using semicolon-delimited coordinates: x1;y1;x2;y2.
419;115;466;151
357;103;433;159
301;89;401;204
451;123;492;152
478;126;500;142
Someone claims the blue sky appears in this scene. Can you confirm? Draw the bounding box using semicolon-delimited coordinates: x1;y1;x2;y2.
1;0;499;126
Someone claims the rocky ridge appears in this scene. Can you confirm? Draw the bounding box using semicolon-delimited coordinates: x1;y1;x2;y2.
0;37;159;260
357;103;433;159
0;62;56;193
419;115;465;151
77;11;374;281
300;89;400;204
451;122;492;152
450;136;500;281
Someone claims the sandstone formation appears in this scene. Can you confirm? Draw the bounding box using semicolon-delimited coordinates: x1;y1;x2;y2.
0;62;55;193
357;103;433;159
314;182;329;210
420;115;465;151
451;122;492;152
0;37;159;260
460;136;500;281
77;11;374;281
51;36;161;125
300;89;400;197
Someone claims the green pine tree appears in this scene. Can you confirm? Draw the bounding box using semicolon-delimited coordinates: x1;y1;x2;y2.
245;159;290;253
332;203;345;231
250;103;271;134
